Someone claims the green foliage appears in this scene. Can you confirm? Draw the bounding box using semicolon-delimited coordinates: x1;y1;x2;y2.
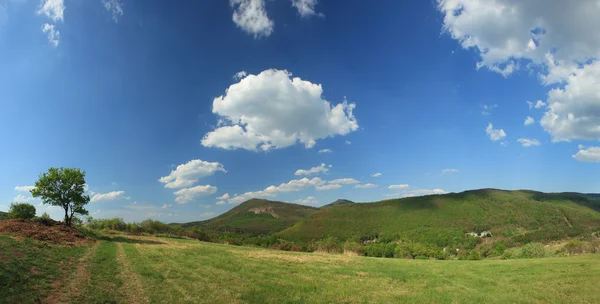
392;242;441;259
468;250;482;260
8;202;36;219
362;243;397;258
279;189;600;252
0;211;8;220
309;236;342;253
30;167;90;226
342;240;363;255
564;240;600;255
502;243;548;259
40;212;51;220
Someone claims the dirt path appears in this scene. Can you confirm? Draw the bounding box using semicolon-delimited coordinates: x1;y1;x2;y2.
116;242;149;304
557;208;573;228
42;241;99;304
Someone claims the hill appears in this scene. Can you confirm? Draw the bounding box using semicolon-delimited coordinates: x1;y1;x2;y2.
321;199;354;208
279;189;600;246
179;199;318;234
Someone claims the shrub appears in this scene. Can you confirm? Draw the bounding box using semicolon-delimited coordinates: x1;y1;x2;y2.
468;250;481;260
565;240;586;255
501;243;547;259
520;243;547;258
394;243;413;259
310;237;342;254
363;243;396;258
8;203;36;220
343;241;363;255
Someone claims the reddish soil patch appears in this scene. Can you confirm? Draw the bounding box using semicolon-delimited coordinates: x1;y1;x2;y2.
0;219;93;245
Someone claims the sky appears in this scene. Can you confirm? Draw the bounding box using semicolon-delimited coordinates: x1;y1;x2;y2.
1;0;600;223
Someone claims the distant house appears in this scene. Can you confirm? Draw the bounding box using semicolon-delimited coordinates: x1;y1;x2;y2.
466;231;493;238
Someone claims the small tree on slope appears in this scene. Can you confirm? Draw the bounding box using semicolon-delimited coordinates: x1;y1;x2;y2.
31;168;90;227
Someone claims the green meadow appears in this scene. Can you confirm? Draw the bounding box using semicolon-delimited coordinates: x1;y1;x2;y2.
2;233;600;304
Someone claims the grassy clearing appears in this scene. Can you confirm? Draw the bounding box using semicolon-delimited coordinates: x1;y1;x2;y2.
0;234;86;304
122;236;600;304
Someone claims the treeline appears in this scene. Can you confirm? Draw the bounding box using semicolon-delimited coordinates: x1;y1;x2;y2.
85;217;211;241
83;216;600;260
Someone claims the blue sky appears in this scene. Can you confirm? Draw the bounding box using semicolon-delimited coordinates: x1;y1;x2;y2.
2;0;600;222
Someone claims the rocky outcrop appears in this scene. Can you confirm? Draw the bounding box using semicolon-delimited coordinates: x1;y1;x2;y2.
248;207;280;218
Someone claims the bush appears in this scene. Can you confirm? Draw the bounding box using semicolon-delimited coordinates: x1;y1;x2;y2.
468;250;481;260
310;236;342;254
520;243;547;258
8;203;36;220
502;243;547;259
343;241;363;255
363;243;396;258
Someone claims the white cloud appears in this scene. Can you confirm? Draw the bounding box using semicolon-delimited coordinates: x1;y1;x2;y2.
91;191;125;202
268;177;325;193
201;69;358;151
13;194;35;202
371;173;382;177
527;100;546;109
441;168;459;174
524;116;534;126
294;163;331;176
294;196;318;205
291;0;321;18
541;61;600;142
316;184;341;191
318;149;333;154
354;183;377;189
517;138;541;147
345;140;351;145
226;177;325;204
173;185;217;204
486;123;507;141
216;200;227;205
388;184;409;190
328;178;359;185
535;100;546;109
227;189;274;205
37;0;64;22
103;0;123;23
438;0;600;143
230;0;273;38
14;185;34;192
161;204;172;209
201;212;217;218
41;23;59;47
233;71;247;80
572;146;600;162
217;193;230;200
404;189;446;197
481;104;498;115
159;159;226;189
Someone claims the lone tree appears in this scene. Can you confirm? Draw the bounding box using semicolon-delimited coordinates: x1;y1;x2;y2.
31;168;90;227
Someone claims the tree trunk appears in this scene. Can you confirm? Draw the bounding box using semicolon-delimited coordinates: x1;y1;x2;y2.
64;205;70;227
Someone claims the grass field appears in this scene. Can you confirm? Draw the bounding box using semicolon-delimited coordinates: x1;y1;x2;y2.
2;233;600;304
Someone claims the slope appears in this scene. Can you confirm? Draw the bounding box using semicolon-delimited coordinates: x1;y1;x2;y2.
180;199;318;234
321;199;355;208
279;189;600;246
